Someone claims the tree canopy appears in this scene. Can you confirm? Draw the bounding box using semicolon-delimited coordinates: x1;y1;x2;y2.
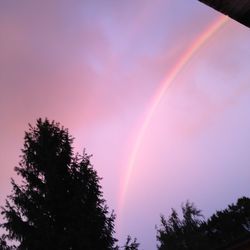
156;201;208;250
156;197;250;250
206;196;250;249
122;236;140;250
0;118;117;250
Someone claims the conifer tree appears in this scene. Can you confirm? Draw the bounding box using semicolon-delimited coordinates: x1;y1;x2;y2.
1;118;117;250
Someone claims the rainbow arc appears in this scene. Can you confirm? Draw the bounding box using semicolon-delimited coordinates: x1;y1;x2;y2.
117;15;229;235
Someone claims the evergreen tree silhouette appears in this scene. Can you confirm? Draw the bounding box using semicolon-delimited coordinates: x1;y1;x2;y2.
0;118;117;250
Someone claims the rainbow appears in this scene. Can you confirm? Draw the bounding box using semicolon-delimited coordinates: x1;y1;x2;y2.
117;15;229;230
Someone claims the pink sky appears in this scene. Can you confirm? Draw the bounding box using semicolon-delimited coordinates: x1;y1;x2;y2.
1;1;250;249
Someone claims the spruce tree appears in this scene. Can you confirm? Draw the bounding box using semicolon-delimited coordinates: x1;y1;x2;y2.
1;118;117;250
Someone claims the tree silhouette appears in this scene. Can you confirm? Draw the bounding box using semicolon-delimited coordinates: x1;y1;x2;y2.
206;196;250;248
157;198;250;250
0;118;117;250
156;201;208;250
122;236;140;250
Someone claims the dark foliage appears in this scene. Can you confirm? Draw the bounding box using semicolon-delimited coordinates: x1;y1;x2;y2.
156;197;250;250
0;118;117;250
157;201;208;250
206;196;250;249
0;236;15;250
122;236;140;250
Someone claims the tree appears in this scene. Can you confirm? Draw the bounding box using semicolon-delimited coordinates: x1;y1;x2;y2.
0;118;117;250
122;236;139;250
156;198;250;250
206;196;250;248
156;201;209;250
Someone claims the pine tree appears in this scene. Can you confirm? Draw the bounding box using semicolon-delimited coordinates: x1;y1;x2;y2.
1;118;117;250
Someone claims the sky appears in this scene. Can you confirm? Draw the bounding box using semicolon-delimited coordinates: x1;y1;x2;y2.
0;1;250;249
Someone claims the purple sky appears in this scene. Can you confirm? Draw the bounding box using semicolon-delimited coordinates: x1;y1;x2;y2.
1;1;250;249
